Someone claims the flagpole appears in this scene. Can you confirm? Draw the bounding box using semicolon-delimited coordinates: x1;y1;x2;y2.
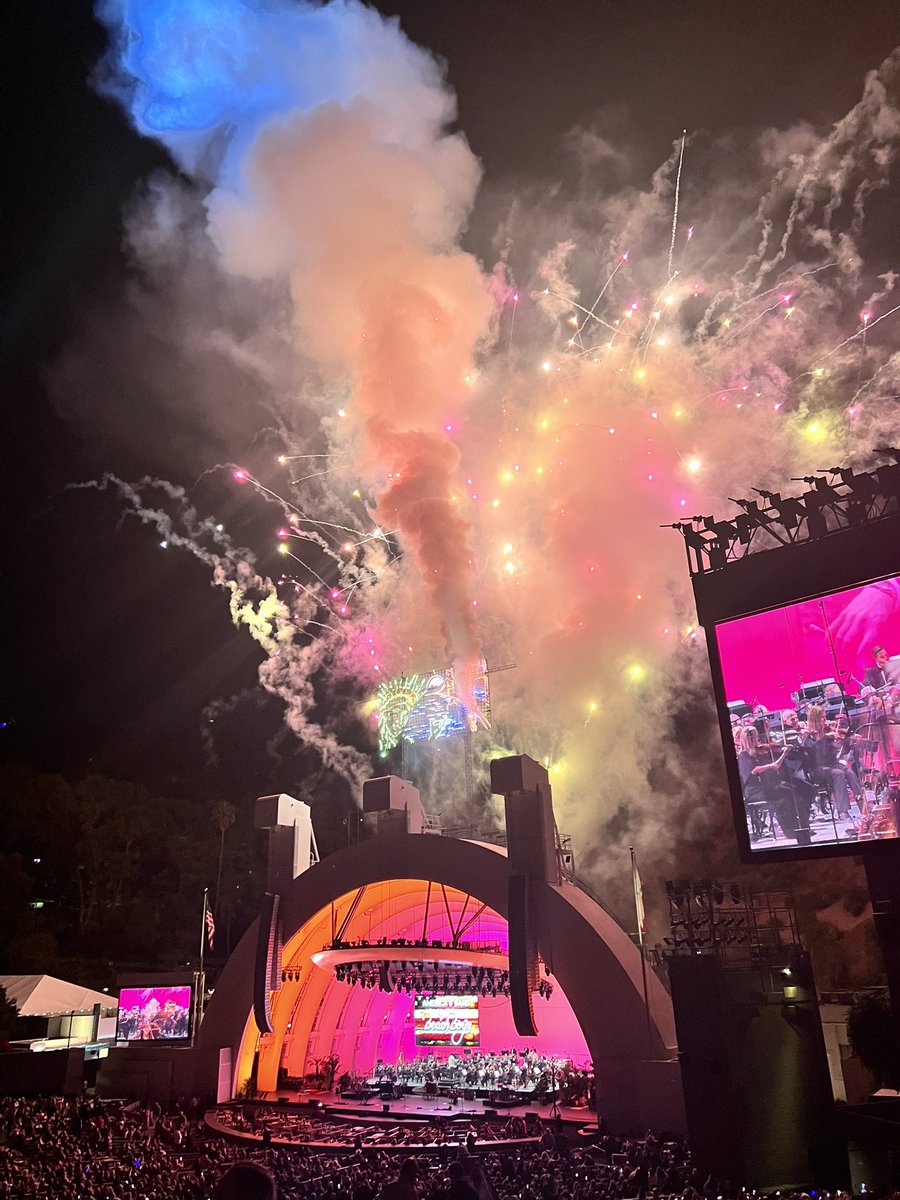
196;887;209;1039
631;848;653;1059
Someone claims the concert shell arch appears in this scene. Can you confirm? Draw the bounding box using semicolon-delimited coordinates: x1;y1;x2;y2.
196;833;684;1133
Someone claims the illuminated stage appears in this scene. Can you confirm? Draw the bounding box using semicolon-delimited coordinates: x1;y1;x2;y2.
98;756;683;1133
276;891;589;1076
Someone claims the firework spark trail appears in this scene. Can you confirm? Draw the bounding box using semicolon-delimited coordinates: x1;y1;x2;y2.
667;131;687;279
810;300;900;367
201;689;267;767
238;467;364;547
71;3;900;861
507;290;519;353
70;473;371;789
706;262;838;344
746;49;900;293
568;256;628;347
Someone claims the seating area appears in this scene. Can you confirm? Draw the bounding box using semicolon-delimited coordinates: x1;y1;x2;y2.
0;1092;882;1199
208;1102;540;1150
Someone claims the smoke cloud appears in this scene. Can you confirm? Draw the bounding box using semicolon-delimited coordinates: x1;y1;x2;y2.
53;6;900;903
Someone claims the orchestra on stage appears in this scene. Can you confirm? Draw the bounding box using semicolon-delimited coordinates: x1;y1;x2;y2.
734;644;900;846
363;1049;594;1108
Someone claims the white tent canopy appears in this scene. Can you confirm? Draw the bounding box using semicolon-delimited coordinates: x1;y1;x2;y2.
0;975;113;1017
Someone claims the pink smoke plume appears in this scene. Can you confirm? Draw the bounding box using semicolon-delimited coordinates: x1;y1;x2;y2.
208;90;494;672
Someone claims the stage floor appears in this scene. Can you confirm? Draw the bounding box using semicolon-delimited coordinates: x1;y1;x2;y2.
259;1088;592;1126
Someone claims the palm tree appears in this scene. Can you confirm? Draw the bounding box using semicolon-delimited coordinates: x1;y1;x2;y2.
211;800;237;919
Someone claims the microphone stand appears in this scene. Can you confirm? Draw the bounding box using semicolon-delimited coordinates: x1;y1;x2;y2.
819;601;855;729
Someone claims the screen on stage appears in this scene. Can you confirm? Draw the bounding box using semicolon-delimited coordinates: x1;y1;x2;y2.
116;985;192;1041
413;994;480;1047
714;573;900;855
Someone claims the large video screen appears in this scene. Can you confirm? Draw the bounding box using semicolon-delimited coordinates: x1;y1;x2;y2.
413;994;480;1048
116;985;192;1041
714;573;900;854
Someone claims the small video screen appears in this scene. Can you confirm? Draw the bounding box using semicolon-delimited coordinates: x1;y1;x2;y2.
714;573;900;853
413;994;480;1048
116;985;192;1041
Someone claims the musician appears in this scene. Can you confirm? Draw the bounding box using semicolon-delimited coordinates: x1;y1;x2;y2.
774;711;817;806
780;708;801;739
739;726;812;843
863;645;900;693
804;704;862;820
738;726;786;839
862;645;900;769
118;1006;140;1040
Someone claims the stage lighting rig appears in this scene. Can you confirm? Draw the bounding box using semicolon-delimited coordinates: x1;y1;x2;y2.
772;494;806;530
671;453;900;575
664;879;756;958
875;462;900;501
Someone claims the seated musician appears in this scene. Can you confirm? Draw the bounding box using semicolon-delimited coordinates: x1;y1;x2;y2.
861;644;900;773
863;644;900;694
738;726;810;843
779;708;802;743
775;710;818;814
803;705;862;820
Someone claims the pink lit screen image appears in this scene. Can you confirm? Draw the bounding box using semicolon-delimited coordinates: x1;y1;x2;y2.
414;994;480;1047
117;985;192;1041
714;573;900;854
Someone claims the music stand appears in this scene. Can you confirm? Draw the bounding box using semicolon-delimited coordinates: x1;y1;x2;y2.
547;1076;562;1121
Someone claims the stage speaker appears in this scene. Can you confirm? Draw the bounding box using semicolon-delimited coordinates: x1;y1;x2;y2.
489;753;548;796
382;1103;390;1114
362;776;423;834
496;757;556;883
484;1108;498;1117
669;953;848;1190
277;1097;288;1105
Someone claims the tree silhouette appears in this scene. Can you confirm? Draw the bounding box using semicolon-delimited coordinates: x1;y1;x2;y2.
847;992;900;1090
211;799;237;918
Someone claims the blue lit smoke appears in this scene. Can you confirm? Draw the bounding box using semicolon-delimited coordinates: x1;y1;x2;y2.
95;0;455;182
91;0;493;691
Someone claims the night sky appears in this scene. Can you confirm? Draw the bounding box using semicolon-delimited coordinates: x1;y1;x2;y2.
5;0;900;795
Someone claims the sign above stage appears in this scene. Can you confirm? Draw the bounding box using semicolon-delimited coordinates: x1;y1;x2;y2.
414;993;480;1047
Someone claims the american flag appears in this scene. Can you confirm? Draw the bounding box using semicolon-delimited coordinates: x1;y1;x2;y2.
631;849;646;945
205;907;215;949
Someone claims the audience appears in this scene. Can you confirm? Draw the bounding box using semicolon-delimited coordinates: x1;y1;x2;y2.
0;1094;891;1199
213;1160;278;1200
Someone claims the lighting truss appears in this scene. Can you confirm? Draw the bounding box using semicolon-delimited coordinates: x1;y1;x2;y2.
666;452;899;576
663;880;800;962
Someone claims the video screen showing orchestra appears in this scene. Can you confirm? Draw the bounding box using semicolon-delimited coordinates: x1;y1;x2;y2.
715;573;900;853
413;994;480;1048
116;985;192;1041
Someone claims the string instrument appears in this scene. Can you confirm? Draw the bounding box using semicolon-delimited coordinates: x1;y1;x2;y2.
861;683;900;716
